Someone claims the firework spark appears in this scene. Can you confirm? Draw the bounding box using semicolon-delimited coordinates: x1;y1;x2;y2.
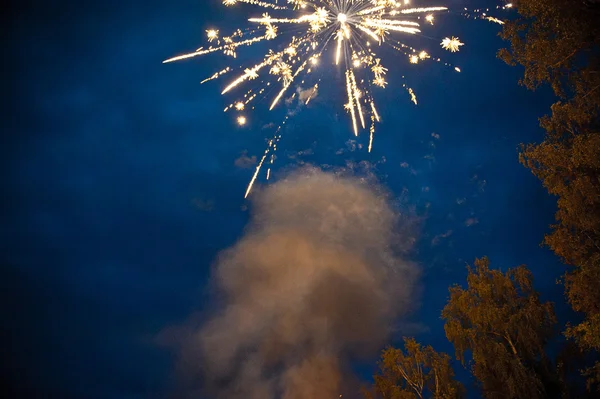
441;36;464;52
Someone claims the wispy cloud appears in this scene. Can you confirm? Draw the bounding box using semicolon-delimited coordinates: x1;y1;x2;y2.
431;230;453;246
234;150;257;169
191;198;214;212
465;217;479;227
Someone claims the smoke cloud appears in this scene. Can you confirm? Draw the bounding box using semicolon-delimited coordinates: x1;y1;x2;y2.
170;167;419;398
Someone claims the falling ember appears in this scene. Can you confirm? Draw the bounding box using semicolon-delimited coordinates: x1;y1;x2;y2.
486;16;505;25
305;83;318;105
408;88;417;104
368;116;375;153
237;116;247;125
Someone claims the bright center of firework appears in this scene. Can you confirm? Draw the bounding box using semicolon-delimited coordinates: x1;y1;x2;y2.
337;13;347;23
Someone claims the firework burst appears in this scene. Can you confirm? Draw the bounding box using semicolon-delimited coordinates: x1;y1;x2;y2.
164;1;512;196
165;1;459;130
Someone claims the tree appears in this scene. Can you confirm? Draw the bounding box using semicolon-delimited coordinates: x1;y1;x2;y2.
363;337;464;399
498;0;600;389
442;258;558;398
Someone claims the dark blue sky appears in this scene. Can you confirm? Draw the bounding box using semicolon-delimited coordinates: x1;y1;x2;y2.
3;0;567;397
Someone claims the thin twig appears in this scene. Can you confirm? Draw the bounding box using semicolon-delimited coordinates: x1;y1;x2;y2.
581;83;600;99
553;49;578;67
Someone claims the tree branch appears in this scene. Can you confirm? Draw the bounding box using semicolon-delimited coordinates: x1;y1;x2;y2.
581;83;600;99
552;49;578;67
397;366;424;399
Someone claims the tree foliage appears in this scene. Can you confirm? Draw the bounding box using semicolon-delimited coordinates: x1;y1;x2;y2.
498;0;600;387
364;337;464;399
442;258;557;398
363;3;600;394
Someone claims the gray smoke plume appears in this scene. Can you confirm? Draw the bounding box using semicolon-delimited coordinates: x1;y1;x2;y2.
170;167;419;398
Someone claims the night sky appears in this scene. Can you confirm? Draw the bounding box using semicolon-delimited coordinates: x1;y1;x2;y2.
3;0;569;398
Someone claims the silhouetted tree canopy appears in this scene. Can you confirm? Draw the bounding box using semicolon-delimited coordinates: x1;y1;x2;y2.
442;258;557;399
363;337;464;399
498;0;600;389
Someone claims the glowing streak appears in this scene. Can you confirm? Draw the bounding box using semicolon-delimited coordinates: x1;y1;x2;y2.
401;7;448;14
269;60;307;110
222;51;281;94
356;24;381;43
363;18;421;34
249;15;319;24
365;19;420;27
335;30;343;65
370;101;380;122
222;63;265;93
245;148;269;198
349;70;365;129
305;83;318;105
345;70;358;136
342;23;350;39
368;116;375;153
358;6;385;15
408;88;417;104
201;67;231;84
486;16;505;24
163;36;268;63
223;0;285;10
